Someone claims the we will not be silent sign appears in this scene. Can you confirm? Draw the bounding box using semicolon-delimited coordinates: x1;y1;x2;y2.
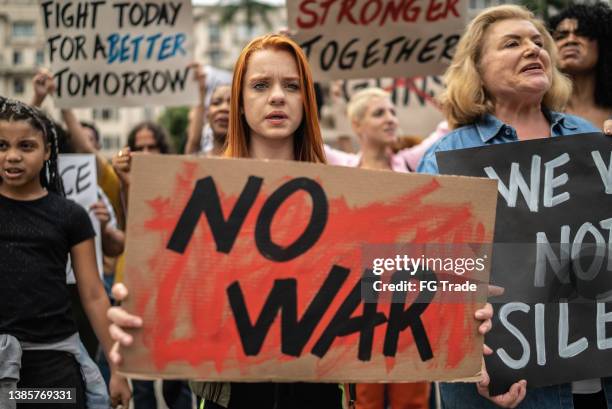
39;0;199;108
438;133;612;394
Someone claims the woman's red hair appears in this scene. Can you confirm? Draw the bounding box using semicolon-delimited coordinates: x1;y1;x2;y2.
225;34;326;163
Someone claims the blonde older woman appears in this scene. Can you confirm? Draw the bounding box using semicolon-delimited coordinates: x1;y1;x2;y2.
418;5;607;409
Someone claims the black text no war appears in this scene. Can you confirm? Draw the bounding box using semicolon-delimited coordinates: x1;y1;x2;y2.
167;176;435;361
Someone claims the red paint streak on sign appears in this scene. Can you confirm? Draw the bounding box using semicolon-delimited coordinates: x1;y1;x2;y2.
131;165;489;373
382;77;442;110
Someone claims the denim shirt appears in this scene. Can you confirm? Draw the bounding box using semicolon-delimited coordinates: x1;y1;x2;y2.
417;111;599;174
417;112;612;409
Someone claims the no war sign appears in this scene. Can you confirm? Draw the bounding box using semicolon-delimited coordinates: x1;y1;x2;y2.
120;156;498;382
287;0;468;80
39;0;198;108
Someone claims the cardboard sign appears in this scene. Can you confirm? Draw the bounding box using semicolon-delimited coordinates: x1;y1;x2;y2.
58;154;103;282
39;0;199;108
437;133;612;394
120;155;498;382
287;0;468;80
338;76;445;137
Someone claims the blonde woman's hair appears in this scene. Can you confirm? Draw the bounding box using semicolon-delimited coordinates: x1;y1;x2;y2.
441;4;572;129
346;87;391;123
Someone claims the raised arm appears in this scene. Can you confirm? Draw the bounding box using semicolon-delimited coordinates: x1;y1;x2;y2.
111;148;132;210
59;108;113;183
90;199;125;257
30;68;55;108
185;62;207;154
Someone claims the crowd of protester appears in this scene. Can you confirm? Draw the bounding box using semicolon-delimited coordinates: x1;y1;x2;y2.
1;3;612;409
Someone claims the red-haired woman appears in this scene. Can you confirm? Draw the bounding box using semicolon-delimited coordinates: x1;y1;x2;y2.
107;34;495;409
223;34;325;162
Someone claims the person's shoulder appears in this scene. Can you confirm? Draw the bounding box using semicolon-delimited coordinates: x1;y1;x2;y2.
99;159;119;183
46;191;74;206
426;124;481;154
324;144;358;167
416;123;482;174
46;192;87;216
556;112;600;133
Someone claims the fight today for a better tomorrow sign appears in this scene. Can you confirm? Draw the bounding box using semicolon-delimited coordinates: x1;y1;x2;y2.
39;0;199;108
119;156;499;382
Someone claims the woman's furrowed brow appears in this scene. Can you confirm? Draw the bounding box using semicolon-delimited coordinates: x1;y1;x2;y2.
248;75;270;82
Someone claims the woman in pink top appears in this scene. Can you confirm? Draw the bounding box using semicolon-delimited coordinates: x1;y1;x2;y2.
325;87;448;173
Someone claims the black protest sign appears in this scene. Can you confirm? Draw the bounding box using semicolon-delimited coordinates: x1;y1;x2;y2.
287;0;468;80
437;133;612;394
39;0;198;108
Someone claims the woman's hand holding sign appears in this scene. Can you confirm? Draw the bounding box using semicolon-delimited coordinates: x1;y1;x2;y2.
107;283;502;370
107;283;142;365
476;285;528;408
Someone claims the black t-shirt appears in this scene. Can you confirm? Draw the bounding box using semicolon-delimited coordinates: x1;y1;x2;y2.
0;192;95;343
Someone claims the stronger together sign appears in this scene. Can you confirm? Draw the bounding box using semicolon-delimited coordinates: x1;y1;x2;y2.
287;0;468;79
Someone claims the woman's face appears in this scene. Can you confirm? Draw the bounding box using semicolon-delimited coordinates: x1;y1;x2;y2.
553;18;598;75
133;127;160;154
480;19;552;103
208;85;230;138
242;48;303;144
353;96;399;146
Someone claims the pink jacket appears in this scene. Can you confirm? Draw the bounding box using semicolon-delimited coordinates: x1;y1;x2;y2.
324;121;449;172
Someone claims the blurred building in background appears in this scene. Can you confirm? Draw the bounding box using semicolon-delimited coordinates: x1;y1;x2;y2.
0;0;285;157
0;0;608;155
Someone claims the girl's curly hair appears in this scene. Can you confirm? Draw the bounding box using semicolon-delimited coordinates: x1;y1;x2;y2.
0;97;65;195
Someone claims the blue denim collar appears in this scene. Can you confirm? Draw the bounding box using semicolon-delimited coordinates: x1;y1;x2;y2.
476;114;508;143
475;109;578;143
549;110;579;131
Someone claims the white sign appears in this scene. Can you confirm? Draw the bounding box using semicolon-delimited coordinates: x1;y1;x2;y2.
59;154;103;283
40;0;199;108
